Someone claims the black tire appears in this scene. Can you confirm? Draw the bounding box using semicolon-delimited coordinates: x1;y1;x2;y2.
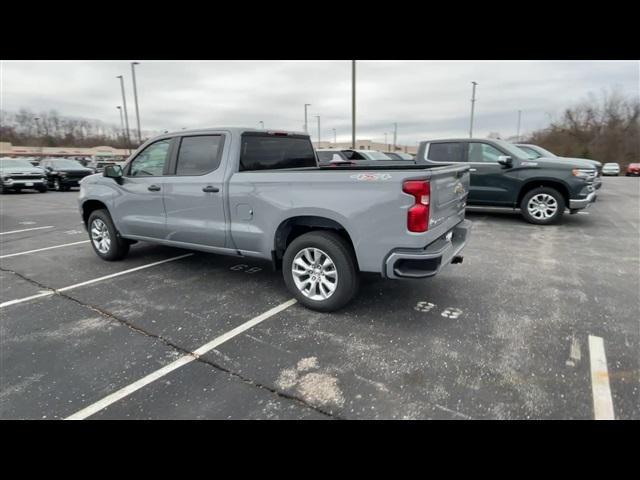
282;230;359;312
87;209;130;261
37;186;47;193
520;187;565;225
53;178;62;191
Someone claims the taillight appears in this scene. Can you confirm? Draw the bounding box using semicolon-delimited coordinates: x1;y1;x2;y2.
403;180;430;232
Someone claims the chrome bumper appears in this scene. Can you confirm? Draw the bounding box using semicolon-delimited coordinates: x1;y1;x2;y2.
384;220;472;279
569;190;598;209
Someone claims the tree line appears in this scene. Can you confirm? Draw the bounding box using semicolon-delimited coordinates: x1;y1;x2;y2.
525;89;639;168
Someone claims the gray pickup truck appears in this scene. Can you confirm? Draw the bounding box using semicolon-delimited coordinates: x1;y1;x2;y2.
78;128;471;311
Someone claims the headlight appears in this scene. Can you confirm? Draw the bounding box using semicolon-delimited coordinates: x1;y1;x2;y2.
572;168;595;179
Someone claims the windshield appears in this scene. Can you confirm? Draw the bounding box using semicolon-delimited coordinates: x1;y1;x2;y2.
491;140;536;159
50;159;85;169
363;151;392;160
0;159;38;170
525;145;557;158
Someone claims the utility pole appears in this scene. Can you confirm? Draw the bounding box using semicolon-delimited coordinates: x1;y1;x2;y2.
304;104;311;133
314;115;321;145
333;128;337;144
351;60;356;149
131;62;142;144
393;123;397;151
34;117;43;157
116;106;125;146
516;110;522;141
116;75;131;150
469;81;478;138
384;132;388;150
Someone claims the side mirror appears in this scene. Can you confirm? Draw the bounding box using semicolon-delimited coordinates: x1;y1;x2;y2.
104;164;123;182
497;155;513;166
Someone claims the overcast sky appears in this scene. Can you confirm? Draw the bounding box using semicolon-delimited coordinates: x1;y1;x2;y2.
2;60;638;145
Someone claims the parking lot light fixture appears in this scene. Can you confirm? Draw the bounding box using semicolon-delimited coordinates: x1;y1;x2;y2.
131;62;142;144
116;75;132;152
304;104;311;133
116;106;125;146
469;81;478;138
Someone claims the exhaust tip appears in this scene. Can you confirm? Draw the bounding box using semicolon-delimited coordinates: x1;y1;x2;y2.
451;255;464;264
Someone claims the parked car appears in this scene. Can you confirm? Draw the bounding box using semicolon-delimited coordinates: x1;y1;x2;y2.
341;149;393;161
602;163;620;176
515;143;602;190
625;163;640;176
79;128;471;312
384;152;415;161
0;158;48;193
40;158;95;191
417;138;598;225
315;149;353;166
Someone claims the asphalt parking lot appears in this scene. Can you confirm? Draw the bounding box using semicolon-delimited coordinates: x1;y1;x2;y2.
1;177;638;420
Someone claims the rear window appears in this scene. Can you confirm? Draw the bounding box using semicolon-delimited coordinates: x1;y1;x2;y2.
240;134;316;171
427;142;466;163
176;135;223;175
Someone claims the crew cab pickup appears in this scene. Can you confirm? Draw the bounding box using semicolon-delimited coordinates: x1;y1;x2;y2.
417;138;598;225
79;128;471;311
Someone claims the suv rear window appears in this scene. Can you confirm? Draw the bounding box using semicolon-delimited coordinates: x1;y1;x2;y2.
240;134;316;171
427;142;466;163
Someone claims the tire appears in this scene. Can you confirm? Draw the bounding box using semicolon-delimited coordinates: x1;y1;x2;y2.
282;230;359;312
520;187;565;225
87;209;130;261
53;178;62;191
37;185;47;193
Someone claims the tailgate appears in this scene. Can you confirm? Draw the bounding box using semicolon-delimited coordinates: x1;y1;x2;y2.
428;165;469;230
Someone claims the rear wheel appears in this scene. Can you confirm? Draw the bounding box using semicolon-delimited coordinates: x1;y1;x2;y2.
37;185;47;193
53;178;62;191
520;187;565;225
283;231;359;312
87;209;130;261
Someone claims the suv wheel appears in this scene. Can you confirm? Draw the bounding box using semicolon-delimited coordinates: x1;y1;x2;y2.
283;231;359;312
87;209;130;261
521;187;565;225
53;178;62;191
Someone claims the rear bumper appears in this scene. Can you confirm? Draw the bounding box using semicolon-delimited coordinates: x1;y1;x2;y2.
383;220;472;279
569;190;598;209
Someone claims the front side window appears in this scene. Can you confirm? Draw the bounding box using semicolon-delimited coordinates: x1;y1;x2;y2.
427;142;466;163
129;140;170;177
468;143;504;163
176;135;223;175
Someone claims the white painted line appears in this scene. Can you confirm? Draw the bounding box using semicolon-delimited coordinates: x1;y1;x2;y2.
0;253;194;309
0;240;90;259
588;335;615;420
65;298;297;420
0;226;55;236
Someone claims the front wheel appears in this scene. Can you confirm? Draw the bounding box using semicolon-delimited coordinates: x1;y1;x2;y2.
282;231;359;312
520;187;565;225
87;209;130;261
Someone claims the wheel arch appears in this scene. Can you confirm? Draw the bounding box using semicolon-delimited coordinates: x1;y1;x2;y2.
517;179;570;207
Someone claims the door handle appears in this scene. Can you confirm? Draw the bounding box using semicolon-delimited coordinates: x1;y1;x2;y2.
147;184;161;191
202;185;220;193
469;168;477;172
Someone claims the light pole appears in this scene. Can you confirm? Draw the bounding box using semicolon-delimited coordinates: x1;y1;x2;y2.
516;110;522;141
34;117;43;157
116;75;131;150
333;128;337;144
384;132;388;150
304;104;311;133
351;60;356;149
116;106;126;149
469;81;478;138
393;123;398;151
259;121;264;129
131;62;142;144
313;115;321;145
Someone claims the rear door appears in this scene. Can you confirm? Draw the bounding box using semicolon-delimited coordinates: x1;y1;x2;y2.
466;141;517;205
116;138;173;238
162;134;227;247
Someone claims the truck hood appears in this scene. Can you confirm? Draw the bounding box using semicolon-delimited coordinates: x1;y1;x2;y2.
530;156;598;170
560;157;602;168
0;166;45;175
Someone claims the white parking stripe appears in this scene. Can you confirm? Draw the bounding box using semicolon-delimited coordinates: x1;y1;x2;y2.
588;335;615;420
0;226;55;235
65;298;297;420
0;240;90;259
0;253;194;309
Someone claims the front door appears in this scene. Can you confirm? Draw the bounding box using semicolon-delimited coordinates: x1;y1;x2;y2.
115;138;173;238
162;134;228;247
466;142;517;206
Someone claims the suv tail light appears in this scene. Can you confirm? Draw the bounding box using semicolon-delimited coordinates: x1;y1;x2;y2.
403;180;430;232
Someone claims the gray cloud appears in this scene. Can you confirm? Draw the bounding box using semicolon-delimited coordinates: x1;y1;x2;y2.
2;60;638;144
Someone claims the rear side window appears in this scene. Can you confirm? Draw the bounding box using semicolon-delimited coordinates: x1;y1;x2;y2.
427;142;466;163
240;134;316;171
176;135;223;175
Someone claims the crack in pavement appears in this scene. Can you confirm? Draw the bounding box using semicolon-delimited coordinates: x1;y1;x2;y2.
0;266;341;420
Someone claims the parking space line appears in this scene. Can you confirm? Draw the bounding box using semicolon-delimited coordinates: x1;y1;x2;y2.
0;226;55;235
588;335;615;420
0;253;194;309
0;240;90;259
65;298;297;420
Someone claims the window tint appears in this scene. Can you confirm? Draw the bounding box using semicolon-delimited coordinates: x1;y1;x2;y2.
468;143;503;163
239;135;316;171
427;143;466;162
317;151;345;163
129;140;170;177
517;146;541;159
176;135;223;175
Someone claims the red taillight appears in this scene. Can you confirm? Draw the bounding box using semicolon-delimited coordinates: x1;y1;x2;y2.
403;180;430;232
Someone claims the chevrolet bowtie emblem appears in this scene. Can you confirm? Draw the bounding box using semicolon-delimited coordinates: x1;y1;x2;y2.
455;183;465;195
